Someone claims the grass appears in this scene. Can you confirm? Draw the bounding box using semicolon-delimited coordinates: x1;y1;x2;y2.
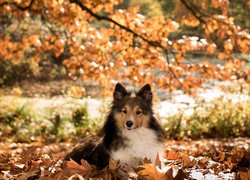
0;95;249;142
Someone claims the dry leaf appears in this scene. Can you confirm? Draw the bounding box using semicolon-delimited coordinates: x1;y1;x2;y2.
164;166;185;180
18;169;40;180
239;169;250;180
138;164;165;180
165;150;180;161
181;154;196;168
108;159;117;173
155;153;162;168
199;157;211;164
58;158;92;179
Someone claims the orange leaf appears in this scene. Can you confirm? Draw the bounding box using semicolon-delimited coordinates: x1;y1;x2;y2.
199;157;211;164
239;169;250;180
108;159;117;173
181;154;196;168
58;158;92;178
138;164;165;180
164;166;185;180
165;150;180;161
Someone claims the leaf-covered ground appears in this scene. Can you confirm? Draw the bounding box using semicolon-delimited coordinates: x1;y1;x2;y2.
0;138;249;180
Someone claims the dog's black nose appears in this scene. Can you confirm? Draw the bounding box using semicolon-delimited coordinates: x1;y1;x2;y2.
126;120;133;128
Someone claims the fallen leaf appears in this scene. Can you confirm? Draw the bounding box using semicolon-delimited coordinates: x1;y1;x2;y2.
138;164;165;180
199;157;211;164
116;163;137;179
165;150;180;161
239;169;250;180
181;154;196;168
155;153;162;168
57;158;93;179
164;166;185;180
108;159;117;173
18;169;41;180
80;159;92;171
143;157;152;164
232;147;245;163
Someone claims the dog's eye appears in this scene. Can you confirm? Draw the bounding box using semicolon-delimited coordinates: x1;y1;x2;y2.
122;109;127;114
136;110;142;115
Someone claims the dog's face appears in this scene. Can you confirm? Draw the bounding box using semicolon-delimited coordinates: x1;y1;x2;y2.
112;83;153;130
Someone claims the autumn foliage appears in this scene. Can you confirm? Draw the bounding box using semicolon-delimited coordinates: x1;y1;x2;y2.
1;1;250;179
1;139;249;179
0;0;249;93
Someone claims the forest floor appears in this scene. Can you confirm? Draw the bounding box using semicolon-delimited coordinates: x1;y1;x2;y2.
0;138;249;179
0;80;250;179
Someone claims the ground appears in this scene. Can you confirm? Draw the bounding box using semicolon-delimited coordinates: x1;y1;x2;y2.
0;81;250;179
0;138;249;179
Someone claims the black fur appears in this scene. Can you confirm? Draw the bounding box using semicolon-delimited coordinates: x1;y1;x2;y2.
64;83;164;169
64;141;110;169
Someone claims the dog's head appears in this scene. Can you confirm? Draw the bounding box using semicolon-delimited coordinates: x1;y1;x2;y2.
112;83;153;130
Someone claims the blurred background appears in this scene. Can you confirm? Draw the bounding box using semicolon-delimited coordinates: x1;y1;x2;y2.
0;0;250;142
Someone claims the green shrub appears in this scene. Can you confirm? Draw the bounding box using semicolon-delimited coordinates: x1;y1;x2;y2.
71;103;103;140
1;95;249;142
0;103;34;142
0;98;100;142
72;105;89;127
164;97;250;139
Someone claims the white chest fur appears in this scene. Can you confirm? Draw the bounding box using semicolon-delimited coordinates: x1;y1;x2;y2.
110;127;163;166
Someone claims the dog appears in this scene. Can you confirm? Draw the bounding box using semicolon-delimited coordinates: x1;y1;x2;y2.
64;83;165;169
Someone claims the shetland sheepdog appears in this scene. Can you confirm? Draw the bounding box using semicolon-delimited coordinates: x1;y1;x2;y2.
64;83;165;169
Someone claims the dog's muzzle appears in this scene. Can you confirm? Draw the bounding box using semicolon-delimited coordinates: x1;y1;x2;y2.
126;120;134;129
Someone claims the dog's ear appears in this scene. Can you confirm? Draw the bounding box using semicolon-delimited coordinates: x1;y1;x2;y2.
137;84;153;103
113;83;127;101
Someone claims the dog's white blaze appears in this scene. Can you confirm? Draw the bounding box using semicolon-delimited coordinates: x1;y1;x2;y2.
130;92;136;97
111;127;163;166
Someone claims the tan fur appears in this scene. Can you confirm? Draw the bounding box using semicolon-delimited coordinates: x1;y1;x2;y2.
114;105;150;130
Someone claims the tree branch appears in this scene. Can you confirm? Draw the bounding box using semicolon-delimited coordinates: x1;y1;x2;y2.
0;0;184;88
0;0;35;11
180;0;224;51
70;0;184;87
70;0;164;50
181;0;244;53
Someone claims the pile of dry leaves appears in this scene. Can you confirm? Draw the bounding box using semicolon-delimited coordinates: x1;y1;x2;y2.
0;138;249;179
